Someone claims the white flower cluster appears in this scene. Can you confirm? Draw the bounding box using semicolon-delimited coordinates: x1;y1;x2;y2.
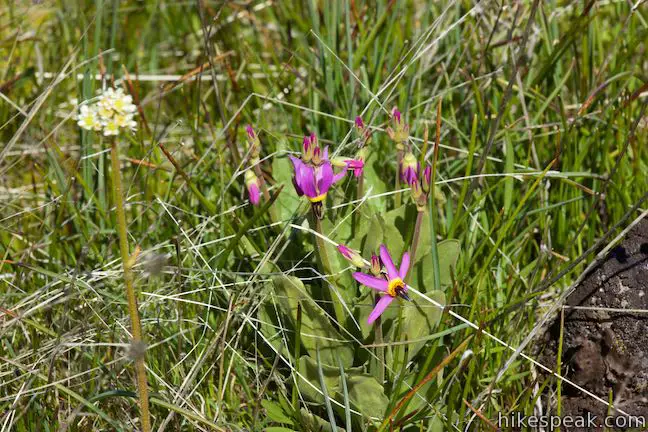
76;88;138;136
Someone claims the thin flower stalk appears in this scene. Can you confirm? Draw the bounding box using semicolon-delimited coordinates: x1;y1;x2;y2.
110;140;151;432
310;210;346;323
387;108;409;208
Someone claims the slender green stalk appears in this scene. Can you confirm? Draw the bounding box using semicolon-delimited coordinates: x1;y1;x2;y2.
310;209;345;324
408;210;424;277
394;150;403;208
357;173;364;200
110;140;151;432
374;297;385;384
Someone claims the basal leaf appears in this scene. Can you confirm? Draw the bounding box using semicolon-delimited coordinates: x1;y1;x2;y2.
272;276;354;366
416;239;460;292
343;374;389;419
402;291;445;362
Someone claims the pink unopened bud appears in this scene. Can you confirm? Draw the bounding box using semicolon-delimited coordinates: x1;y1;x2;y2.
337;244;365;268
355;116;364;129
245;124;261;159
400;152;419;186
392;107;401;124
389;107;409;146
422;165;432;193
244;170;260;205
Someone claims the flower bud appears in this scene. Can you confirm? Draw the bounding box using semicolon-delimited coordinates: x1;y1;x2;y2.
331;156;349;168
337;244;365;268
389;106;409;147
245;125;261;160
400;152;419;186
245;170;260;205
422;165;432;193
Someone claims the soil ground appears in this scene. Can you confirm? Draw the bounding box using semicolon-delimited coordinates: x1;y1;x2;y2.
542;219;648;430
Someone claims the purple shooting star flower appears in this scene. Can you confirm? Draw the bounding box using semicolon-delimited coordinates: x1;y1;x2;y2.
353;244;411;325
289;133;346;204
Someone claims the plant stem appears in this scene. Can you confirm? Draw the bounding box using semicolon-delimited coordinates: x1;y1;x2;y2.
110;141;151;432
310;209;345;324
394;149;403;207
408;210;425;281
374;295;385;384
356;172;364;199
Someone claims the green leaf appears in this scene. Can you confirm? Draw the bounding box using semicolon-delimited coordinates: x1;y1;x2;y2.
264;428;298;432
361;157;389;213
380;208;407;259
320;217;360;306
299;408;346;432
272;276;354;366
261;400;293;425
297;356;340;404
402;291;445;362
416;239;460;292
258;301;285;355
343;374;389;418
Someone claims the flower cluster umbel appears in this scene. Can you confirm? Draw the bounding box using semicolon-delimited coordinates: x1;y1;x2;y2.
386;107;409;150
77;87;138;136
290;133;363;218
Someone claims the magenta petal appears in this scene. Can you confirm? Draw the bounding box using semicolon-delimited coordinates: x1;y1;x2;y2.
248;183;260;205
353;272;388;292
368;295;394;324
379;244;398;280
289;155;304;174
315;162;334;195
301;172;318;198
332;169;347;184
399;252;410;279
300;166;318;198
322;146;329;161
291;156;318;197
292;176;304;196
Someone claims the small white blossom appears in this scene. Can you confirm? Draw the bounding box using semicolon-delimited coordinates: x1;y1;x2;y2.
113;91;136;114
114;113;137;131
77;105;102;131
103;118;120;136
75;87;138;136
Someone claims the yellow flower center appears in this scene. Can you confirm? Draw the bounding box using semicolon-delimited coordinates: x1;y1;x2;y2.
308;193;327;203
387;277;405;297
